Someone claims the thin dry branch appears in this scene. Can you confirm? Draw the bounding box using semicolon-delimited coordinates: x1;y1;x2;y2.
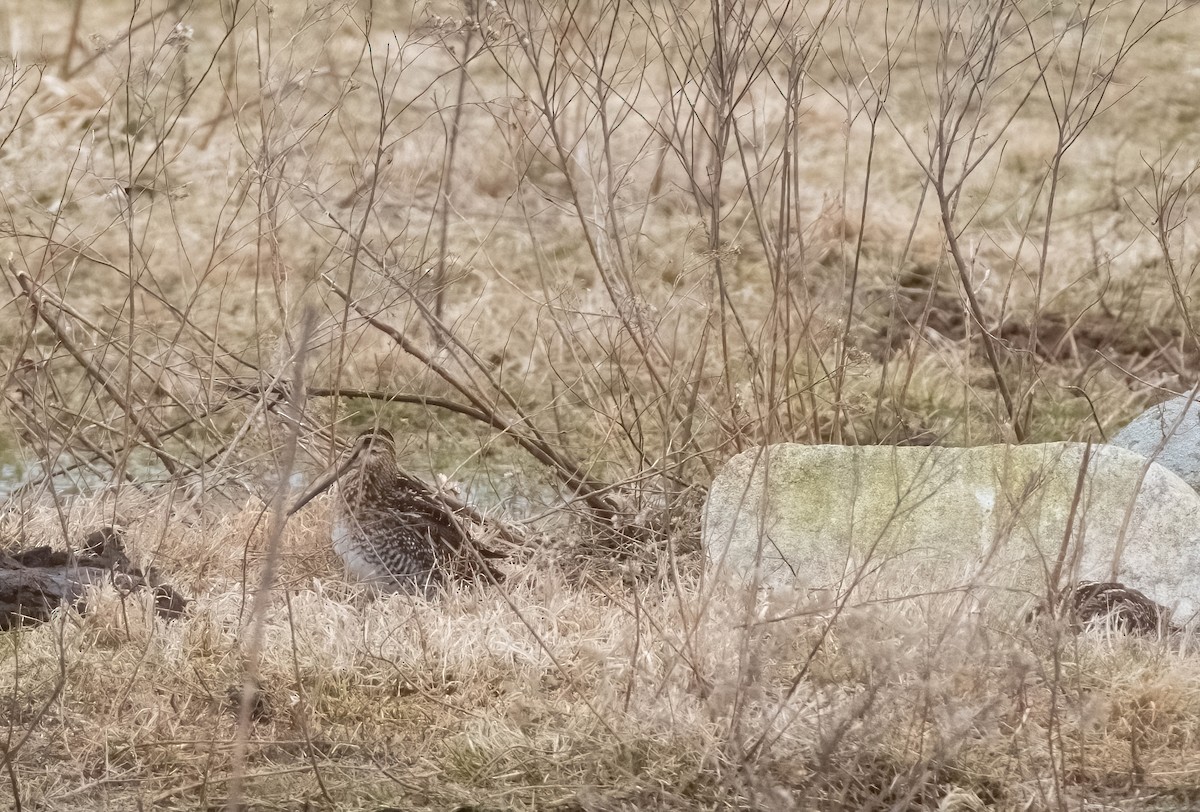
322;274;623;520
10;267;190;475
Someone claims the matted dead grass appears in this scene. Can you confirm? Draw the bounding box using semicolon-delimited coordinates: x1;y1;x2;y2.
4;503;1200;810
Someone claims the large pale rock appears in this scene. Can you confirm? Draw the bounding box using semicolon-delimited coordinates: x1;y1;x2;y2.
1112;394;1200;491
703;443;1200;624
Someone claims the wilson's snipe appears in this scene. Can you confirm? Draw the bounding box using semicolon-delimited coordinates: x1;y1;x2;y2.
1069;580;1176;636
291;429;504;594
1030;579;1179;637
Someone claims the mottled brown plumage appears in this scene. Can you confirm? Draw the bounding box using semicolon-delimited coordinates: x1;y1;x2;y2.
304;429;504;594
1069;580;1176;636
1026;580;1180;637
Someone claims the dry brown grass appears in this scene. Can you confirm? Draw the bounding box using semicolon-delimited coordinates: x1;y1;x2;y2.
5;502;1200;810
5;0;1200;808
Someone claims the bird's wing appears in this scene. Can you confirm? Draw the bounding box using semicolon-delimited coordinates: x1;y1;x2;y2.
390;476;508;568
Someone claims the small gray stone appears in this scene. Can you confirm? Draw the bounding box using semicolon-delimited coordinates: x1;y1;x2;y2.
1111;394;1200;491
702;443;1200;625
